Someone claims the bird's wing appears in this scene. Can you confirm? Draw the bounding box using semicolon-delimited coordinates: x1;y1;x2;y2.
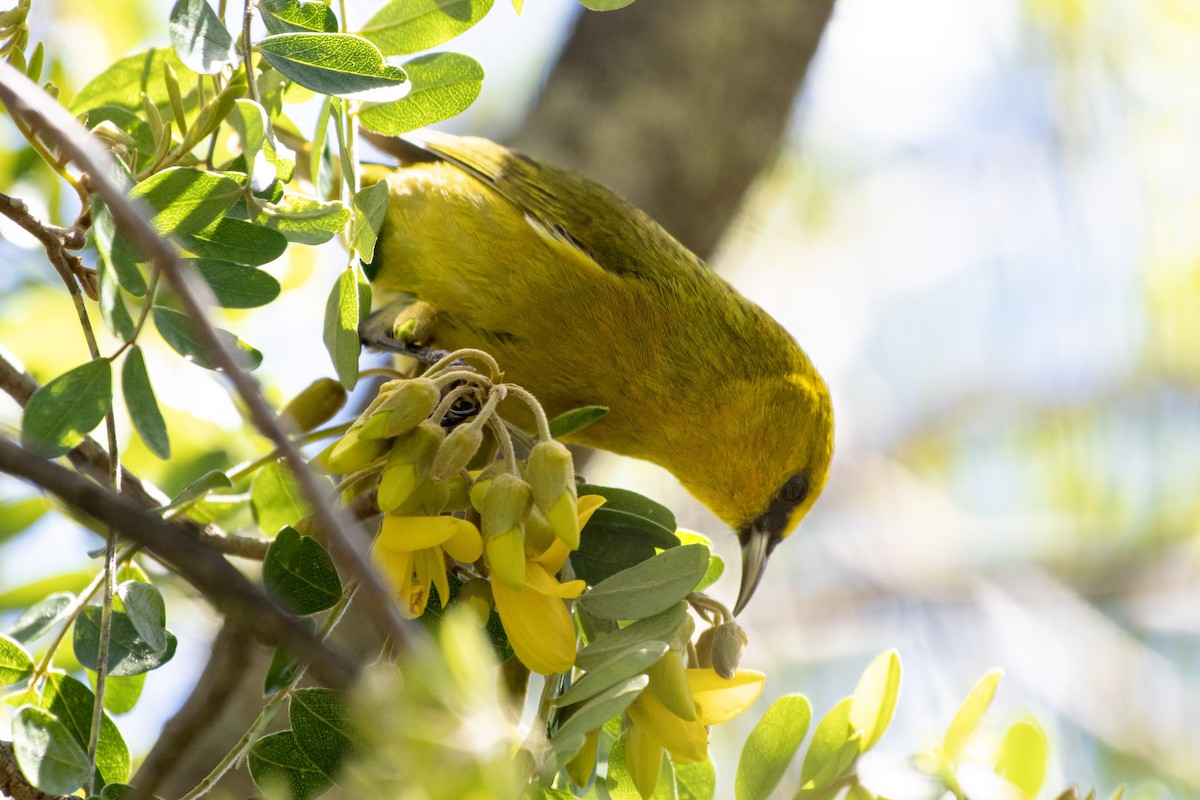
363;129;703;281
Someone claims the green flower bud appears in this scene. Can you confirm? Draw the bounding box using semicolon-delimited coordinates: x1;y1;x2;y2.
315;422;389;474
694;626;715;670
486;528;526;590
280;378;347;432
442;474;471;512
376;422;444;511
380;379;440;438
645;649;696;721
528;440;578;548
523;507;557;558
430;423;484;481
480;474;533;542
711;621;749;680
357;410;392;440
378;461;419;512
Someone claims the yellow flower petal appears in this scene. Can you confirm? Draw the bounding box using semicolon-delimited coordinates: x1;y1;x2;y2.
566;729;600;788
425;548;450;609
442;518;483;563
688;668;765;726
486;528;526;590
626;720;664;799
378;514;465;551
577;494;606;527
535;495;605;573
492;578;576;675
524;562;585;599
626;690;708;764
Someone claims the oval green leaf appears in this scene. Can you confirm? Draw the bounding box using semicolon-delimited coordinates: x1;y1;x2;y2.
263;526;343;615
323;265;368;389
122;346;171;460
289;687;354;778
943;669;1003;760
11;706;90;795
550;674;647;754
735;694;812;800
177;217;289;265
21;359;113;457
359;52;483;134
73;606;177;676
576;543;708;621
360;0;494;55
70;47;191;114
548;405;608;440
117;581;169;654
154;307;264;371
260;0;339;34
188;258;282;308
0;633;34;686
0;495;50;545
799;697;859;790
259;190;351;244
252;462;314;536
575;601;688;671
352;180;390;263
248;730;333;800
169;0;238;74
4;592;71;644
850;649;902;753
130;167;243;237
554;641;667;708
675;758;716;800
258;32;407;96
41;672;131;785
996;720;1048;799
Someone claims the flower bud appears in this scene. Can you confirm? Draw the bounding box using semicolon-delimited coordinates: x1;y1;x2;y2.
377;422;444;512
711;621;749;679
528;440;579;548
380;379;440;438
430;423;484;481
315;422;388;474
486;528;526;590
442;474;471;512
280;378;347;432
480;474;533;542
694;627;715;670
522;507;557;559
646;649;696;721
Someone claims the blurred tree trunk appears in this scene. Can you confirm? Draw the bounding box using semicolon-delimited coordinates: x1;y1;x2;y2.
512;0;838;260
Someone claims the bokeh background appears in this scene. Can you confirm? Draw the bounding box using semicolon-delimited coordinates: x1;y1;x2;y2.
2;0;1198;797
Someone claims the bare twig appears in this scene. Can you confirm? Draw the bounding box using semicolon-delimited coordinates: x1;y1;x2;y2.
0;741;72;800
130;622;252;800
0;62;411;647
0;437;357;688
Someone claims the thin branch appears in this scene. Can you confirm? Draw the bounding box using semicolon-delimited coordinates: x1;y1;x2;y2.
0;437;357;688
0;63;411;648
0;741;72;800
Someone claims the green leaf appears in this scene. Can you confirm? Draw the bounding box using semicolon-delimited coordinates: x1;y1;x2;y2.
607;733;676;800
0;495;50;544
85;105;156;171
21;359;113;457
674;529;724;592
943;669;1003;760
69;47;192;114
551;675;647;756
260;0;338;34
94;672;146;716
675;758;715;800
577;544;709;621
252;462;314;535
154;307;264;371
850;649;902;753
11;706;90;795
41;672;131;785
188;258;282;308
0;633;34;685
92;200;147;297
248;730;333;800
359;52;484;135
97;251;136;341
122;346;171;460
555;642;667;708
157;469;234;515
169;0;237;75
258;190;351;244
735;694;811;800
117;581;168;655
0;572;94;611
352;180;389;262
257;33;407;96
548;405;608;439
4;592;72;644
230;98;269;180
799;697;859;790
323;265;368;388
360;0;494;55
264;637;309;696
262;526;343;615
573;485;679;585
73;606;177;676
579;0;637;9
996;720;1048;799
130;167;244;237
576;601;689;671
290;687;354;778
177;217;288;265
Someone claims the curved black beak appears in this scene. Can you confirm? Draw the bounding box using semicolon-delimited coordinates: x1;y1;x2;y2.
734;522;780;616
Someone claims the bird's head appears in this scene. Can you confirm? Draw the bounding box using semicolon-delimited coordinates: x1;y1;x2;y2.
671;356;833;616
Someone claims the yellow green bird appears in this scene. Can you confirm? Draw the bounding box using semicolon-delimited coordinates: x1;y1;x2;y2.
362;131;833;614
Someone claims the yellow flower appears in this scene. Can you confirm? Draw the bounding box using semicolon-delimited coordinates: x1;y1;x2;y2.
373;514;483;618
624;669;765;798
489;495;605;675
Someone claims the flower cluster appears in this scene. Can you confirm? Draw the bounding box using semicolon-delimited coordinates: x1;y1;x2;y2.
315;349;598;675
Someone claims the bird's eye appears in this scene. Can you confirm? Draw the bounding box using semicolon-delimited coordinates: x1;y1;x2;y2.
781;474;808;504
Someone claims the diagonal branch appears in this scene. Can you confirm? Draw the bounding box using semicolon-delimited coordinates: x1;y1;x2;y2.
0;62;409;646
0;437;356;688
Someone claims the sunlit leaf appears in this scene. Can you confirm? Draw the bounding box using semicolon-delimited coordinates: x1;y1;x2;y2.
177;217;288;265
21;359;112;457
11;706;89;795
189;258;282;308
169;0;238;74
258;33;407;96
576;544;709;620
262;526;343;615
850;649;902;753
260;0;338;34
69;47;192;114
996;720;1049;799
359;52;483;135
323;265;369;388
735;694;811;800
290;688;354;778
0;633;34;686
548;405;608;439
799;697;859;790
130;167;243;237
122;346;171;460
352;180;389;262
4;592;71;644
360;0;493;55
41;673;131;785
0;496;50;545
248;730;333;800
944;669;1003;760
